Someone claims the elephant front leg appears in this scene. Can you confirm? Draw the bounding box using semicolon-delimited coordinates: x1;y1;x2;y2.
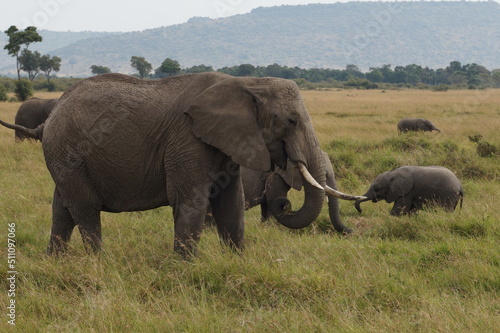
209;163;245;253
172;196;208;259
390;196;412;216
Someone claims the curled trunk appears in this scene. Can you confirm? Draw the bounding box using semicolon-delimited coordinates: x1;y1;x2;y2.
354;197;371;213
271;160;325;229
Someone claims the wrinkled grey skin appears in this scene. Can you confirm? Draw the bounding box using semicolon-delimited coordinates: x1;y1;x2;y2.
1;72;331;259
397;118;441;134
14;98;57;141
355;166;463;216
240;151;352;234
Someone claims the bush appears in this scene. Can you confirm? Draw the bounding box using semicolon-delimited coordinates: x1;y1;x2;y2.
476;141;497;158
468;134;497;158
432;84;449;92
14;79;33;101
0;84;7;101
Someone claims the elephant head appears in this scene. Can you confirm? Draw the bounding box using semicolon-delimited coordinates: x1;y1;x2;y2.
418;118;440;132
185;76;361;229
355;169;412;213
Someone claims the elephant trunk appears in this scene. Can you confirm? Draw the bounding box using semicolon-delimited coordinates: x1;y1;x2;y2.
326;180;353;234
271;158;326;229
0;119;44;141
354;197;371;213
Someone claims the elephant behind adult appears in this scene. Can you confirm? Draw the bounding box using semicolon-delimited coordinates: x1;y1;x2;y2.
2;72;362;259
355;166;463;216
241;151;355;234
14;97;58;141
397;118;441;134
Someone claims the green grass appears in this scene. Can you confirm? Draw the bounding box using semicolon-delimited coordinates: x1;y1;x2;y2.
1;90;499;332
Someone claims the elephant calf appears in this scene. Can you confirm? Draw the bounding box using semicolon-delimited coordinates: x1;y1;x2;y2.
355;166;463;216
397;118;440;134
14;97;58;141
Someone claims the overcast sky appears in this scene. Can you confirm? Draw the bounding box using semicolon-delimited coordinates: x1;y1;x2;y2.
2;0;396;32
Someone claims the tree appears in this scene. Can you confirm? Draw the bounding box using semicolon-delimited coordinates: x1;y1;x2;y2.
156;58;180;77
3;26;42;80
236;64;255;77
448;61;463;73
185;64;214;74
39;55;61;82
366;68;384;83
14;79;33;101
130;56;152;78
90;65;111;75
19;50;41;81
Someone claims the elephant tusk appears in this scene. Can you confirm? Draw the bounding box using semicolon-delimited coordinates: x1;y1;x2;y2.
298;163;324;190
298;162;367;200
324;185;367;201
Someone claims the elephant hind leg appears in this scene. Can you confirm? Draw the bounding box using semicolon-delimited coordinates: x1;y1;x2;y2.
74;209;102;254
50;185;103;255
209;164;245;253
47;188;76;255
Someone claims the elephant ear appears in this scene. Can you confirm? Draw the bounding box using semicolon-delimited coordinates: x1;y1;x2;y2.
386;167;413;203
275;161;303;191
185;78;271;171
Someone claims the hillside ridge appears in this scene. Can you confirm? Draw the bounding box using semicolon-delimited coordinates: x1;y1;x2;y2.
1;1;499;76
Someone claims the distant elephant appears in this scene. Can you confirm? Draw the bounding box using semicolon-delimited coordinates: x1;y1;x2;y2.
240;151;357;234
355;166;463;216
397;118;441;134
0;72;362;259
14;97;58;141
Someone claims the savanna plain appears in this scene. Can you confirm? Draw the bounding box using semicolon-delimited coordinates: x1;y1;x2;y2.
0;88;499;332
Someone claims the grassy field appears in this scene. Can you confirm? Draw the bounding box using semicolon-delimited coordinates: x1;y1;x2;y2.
0;89;499;332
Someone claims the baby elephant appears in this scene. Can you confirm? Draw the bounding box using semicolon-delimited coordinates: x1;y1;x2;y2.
397;118;440;134
15;98;58;141
355;166;463;216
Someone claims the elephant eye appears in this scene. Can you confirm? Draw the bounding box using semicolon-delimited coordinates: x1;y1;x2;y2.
287;115;297;126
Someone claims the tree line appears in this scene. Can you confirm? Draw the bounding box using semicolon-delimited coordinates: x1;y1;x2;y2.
128;57;500;90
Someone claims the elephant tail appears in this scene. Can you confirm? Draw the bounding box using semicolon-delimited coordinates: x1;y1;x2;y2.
459;190;463;210
0;119;44;142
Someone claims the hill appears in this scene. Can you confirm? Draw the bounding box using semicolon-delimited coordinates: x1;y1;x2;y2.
1;1;499;76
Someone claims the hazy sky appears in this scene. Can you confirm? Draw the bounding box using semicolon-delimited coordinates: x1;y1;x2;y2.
2;0;395;32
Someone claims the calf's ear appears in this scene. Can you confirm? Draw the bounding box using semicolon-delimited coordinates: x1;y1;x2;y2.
386;169;413;203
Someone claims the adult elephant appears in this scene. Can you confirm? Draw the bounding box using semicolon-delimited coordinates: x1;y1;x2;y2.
355;166;463;216
0;72;362;259
241;151;359;234
14;97;58;141
397;118;441;134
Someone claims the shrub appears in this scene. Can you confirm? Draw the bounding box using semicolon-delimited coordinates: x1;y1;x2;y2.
0;84;7;101
468;134;497;157
432;84;449;92
14;79;33;101
476;141;497;158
